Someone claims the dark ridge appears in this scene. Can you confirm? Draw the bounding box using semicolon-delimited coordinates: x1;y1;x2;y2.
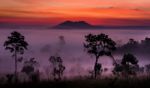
53;21;150;29
53;21;100;29
0;21;150;29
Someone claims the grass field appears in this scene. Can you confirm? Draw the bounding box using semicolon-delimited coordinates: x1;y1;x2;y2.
1;77;150;88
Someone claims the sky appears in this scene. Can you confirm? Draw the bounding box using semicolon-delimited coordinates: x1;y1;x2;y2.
0;0;150;26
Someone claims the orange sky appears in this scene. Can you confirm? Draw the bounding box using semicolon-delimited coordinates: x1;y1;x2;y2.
0;0;150;26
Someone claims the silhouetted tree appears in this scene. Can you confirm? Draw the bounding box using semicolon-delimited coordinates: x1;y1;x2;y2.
30;70;40;82
116;37;150;56
94;63;102;77
141;37;150;54
113;53;139;77
122;53;139;76
128;39;138;45
141;37;150;46
121;53;138;65
49;56;65;80
21;58;39;81
22;58;38;75
117;38;139;53
6;74;14;83
127;39;139;52
113;64;123;76
84;33;116;78
145;64;150;74
4;31;28;82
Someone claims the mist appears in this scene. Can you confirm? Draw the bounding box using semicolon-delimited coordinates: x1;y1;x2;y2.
0;28;150;77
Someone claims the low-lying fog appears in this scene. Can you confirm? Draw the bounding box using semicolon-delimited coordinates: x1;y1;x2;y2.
0;28;150;77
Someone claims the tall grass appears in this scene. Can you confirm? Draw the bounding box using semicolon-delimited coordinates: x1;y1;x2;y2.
1;76;150;88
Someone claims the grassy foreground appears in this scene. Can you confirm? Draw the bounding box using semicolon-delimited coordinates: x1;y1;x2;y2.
1;77;150;88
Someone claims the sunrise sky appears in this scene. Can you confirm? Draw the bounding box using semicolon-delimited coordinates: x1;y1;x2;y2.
0;0;150;26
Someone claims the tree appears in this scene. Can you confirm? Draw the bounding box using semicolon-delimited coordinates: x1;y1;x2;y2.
22;58;39;82
113;53;139;77
117;38;139;54
49;56;65;80
22;58;38;76
84;33;116;78
145;64;150;74
6;74;14;83
122;53;139;76
113;64;123;76
125;39;139;52
121;53;138;65
141;37;150;54
94;63;102;77
4;31;28;82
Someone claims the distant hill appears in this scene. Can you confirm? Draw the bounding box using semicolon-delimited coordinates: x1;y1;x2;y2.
53;21;100;29
53;21;150;29
0;21;150;29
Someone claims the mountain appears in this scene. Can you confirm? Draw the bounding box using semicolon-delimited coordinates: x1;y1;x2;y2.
53;21;150;29
53;21;100;29
1;21;150;29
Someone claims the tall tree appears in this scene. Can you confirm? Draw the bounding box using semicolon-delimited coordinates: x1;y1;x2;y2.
84;33;116;78
4;31;28;82
49;56;65;80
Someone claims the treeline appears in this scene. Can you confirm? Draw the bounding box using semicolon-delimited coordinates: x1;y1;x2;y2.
1;31;150;84
116;38;150;55
2;31;66;83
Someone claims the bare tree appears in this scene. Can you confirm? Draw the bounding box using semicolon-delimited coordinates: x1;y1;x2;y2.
49;56;65;80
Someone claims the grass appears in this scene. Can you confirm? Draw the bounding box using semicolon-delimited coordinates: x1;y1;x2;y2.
1;77;150;88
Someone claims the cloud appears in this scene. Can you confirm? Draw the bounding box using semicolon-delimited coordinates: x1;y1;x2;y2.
2;0;149;9
0;0;150;25
0;9;55;14
13;0;48;4
0;8;66;18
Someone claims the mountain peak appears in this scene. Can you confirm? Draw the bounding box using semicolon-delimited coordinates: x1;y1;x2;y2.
53;21;94;29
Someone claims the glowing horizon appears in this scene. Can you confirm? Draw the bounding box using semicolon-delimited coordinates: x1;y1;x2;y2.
0;0;150;26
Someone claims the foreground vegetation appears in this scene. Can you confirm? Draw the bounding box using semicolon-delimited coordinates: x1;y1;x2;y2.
1;77;150;88
1;31;150;88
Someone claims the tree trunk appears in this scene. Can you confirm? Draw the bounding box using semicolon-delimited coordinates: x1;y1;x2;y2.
58;72;61;80
110;55;117;66
94;57;98;78
14;50;18;83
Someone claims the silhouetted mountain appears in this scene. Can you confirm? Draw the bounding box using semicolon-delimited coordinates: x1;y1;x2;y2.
53;21;150;29
1;21;150;29
53;21;100;29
